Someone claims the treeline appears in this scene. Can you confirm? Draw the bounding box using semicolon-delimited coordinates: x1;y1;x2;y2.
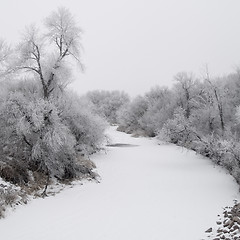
87;71;240;185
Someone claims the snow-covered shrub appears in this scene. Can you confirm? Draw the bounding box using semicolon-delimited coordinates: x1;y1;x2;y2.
0;177;30;218
0;160;29;185
194;135;228;164
117;87;176;137
57;93;107;156
0;85;107;189
117;96;148;134
0;91;77;181
86;90;130;124
0;188;18;207
220;139;240;183
158;107;199;147
192;133;240;183
139;87;175;136
139;108;172;137
232;167;240;184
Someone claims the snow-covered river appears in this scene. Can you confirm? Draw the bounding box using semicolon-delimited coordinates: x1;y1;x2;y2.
0;126;239;240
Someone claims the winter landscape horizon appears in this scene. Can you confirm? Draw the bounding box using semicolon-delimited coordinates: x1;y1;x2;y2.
1;1;240;239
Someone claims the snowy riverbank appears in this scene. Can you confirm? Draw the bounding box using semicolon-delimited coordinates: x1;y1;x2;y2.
0;126;239;240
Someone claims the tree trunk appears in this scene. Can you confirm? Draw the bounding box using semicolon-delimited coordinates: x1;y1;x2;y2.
42;173;50;197
213;88;225;135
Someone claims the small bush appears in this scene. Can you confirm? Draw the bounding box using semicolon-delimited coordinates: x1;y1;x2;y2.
158;107;200;147
86;90;130;124
0;205;5;218
117;96;148;135
190;134;240;184
0;183;26;219
0;160;29;185
76;157;99;180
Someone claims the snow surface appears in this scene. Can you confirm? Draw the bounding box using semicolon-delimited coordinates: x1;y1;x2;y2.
0;126;239;240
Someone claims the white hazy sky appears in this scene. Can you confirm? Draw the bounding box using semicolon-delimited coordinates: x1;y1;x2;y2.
1;0;240;96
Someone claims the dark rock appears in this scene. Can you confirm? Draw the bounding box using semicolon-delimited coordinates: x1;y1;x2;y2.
205;227;213;233
233;225;239;231
224;220;233;227
232;216;240;224
235;203;240;209
228;221;234;229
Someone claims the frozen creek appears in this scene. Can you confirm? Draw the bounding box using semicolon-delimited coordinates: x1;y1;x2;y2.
0;126;239;240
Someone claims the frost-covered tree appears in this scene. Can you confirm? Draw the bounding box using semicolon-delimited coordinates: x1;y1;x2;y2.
14;7;83;100
0;9;106;194
139;86;176;136
187;81;219;135
158;107;200;147
117;96;148;134
56;93;107;155
173;72;205;119
0;83;106;191
86;90;130;124
0;91;75;180
0;39;12;78
200;68;233;136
